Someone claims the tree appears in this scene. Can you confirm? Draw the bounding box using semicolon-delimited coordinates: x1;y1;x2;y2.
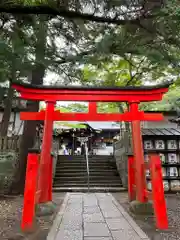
79;53;172;104
0;14;33;136
12;12;101;192
0;0;164;26
14;15;48;193
140;85;180;111
1;0;180;193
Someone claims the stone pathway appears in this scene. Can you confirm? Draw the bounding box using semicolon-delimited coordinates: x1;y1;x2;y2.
47;193;150;240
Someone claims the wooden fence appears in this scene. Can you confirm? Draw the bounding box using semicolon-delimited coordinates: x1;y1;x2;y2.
0;136;22;151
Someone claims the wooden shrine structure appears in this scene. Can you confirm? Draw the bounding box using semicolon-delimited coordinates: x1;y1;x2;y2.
12;81;172;231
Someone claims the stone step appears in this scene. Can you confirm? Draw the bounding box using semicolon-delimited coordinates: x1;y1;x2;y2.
54;171;118;177
56;165;117;172
55;166;116;170
57;160;114;163
57;156;114;162
55;169;116;173
56;163;116;169
57;155;113;158
54;155;122;192
56;160;115;164
53;187;126;192
55;166;115;170
54;175;120;181
53;184;122;188
53;181;122;186
53;179;121;184
53;185;123;189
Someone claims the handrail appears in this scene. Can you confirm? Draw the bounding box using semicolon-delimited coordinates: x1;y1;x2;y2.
84;142;90;193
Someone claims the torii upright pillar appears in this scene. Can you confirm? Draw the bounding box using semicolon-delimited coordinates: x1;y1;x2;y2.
38;101;55;203
130;102;147;202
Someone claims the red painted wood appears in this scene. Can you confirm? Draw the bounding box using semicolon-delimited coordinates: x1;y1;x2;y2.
131;110;147;202
48;155;53;202
88;102;97;113
128;155;136;201
149;154;168;229
20;111;164;122
35;154;41;204
12;83;169;97
21;153;39;231
18;92;165;102
21;111;45;120
12;81;169;102
128;153;168;229
38;102;55;203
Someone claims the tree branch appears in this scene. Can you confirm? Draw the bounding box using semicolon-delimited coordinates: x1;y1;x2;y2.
54;50;93;64
0;5;154;25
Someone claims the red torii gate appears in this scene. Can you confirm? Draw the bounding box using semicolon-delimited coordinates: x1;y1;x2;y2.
12;81;171;231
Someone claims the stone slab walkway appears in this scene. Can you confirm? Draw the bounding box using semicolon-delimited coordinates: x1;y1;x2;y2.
47;193;150;240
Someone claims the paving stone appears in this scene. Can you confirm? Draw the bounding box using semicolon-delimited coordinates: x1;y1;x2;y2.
65;205;83;214
98;197;113;202
60;221;82;231
66;203;82;209
83;196;97;201
83;213;105;222
84;237;113;240
100;205;120;213
122;212;149;239
84;222;111;237
84;200;98;207
70;193;84;197
67;200;82;205
106;218;132;230
83;194;98;205
61;216;83;231
83;195;97;200
48;193;149;240
101;210;122;218
55;229;83;240
63;211;82;219
96;193;108;198
111;229;141;240
84;206;101;214
68;196;82;202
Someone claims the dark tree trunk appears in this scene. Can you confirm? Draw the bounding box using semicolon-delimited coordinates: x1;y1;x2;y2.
0;83;14;137
12;16;47;194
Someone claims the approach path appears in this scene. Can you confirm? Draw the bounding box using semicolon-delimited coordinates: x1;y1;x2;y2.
47;192;150;240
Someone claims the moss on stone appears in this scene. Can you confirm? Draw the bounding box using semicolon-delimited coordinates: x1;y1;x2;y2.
130;200;154;215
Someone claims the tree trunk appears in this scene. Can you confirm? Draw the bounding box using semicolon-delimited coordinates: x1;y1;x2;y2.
0;83;14;137
12;16;47;194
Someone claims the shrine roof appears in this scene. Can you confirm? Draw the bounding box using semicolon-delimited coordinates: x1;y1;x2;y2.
12;81;172;91
142;128;180;136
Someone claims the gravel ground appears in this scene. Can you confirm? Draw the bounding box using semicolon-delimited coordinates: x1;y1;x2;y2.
113;192;180;240
0;193;65;240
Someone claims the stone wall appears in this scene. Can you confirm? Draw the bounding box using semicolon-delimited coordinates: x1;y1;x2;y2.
114;131;132;189
34;137;59;178
52;138;59;178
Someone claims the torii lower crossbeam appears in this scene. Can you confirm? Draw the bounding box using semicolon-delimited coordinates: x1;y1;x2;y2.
20;110;164;121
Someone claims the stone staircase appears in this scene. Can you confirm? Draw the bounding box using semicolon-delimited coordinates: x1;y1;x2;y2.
53;155;124;192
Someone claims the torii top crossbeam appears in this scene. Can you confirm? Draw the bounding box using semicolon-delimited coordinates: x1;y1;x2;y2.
12;81;172;102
